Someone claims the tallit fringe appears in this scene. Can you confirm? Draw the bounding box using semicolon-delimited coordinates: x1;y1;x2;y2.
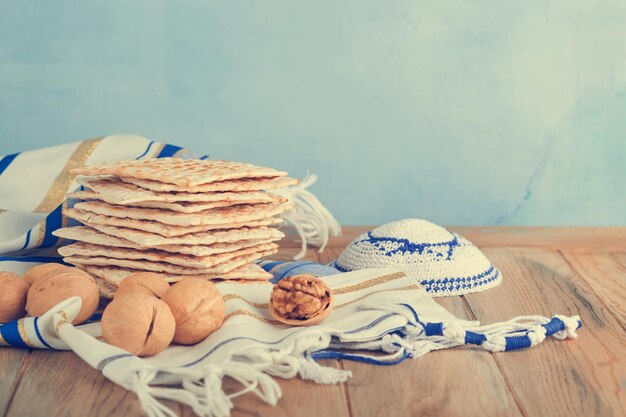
127;334;351;417
275;173;342;260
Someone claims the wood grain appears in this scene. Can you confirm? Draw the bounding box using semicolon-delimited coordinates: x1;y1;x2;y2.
5;351;151;417
464;248;626;417
0;349;30;416
561;248;626;328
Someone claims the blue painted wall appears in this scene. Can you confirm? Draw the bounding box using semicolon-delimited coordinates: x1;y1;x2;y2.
1;1;624;225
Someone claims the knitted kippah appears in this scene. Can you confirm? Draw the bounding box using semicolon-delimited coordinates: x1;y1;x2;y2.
331;219;502;296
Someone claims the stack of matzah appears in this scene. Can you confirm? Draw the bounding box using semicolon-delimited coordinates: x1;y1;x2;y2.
53;158;297;298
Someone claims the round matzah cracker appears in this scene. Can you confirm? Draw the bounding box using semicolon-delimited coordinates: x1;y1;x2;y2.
74;201;291;227
53;226;284;256
63;248;278;275
77;177;284;204
120;176;298;193
58;242;279;269
64;207;283;237
70;158;287;187
82;264;272;285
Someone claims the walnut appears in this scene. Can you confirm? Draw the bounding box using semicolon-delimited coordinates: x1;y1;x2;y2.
23;264;69;285
0;272;30;323
26;268;99;325
162;278;225;345
114;272;170;299
269;275;333;326
101;293;175;357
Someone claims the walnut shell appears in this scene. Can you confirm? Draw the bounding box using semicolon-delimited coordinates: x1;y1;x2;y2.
101;293;175;357
23;263;69;285
26;268;99;324
162;278;224;345
114;272;170;299
269;275;333;326
0;272;30;323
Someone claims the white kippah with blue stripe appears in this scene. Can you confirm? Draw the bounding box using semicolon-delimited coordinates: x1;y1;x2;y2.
332;219;503;296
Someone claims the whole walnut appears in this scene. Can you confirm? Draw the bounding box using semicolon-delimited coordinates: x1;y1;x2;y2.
114;272;170;299
0;272;30;323
101;293;176;357
23;263;69;285
162;278;225;345
26;268;99;324
269;275;333;326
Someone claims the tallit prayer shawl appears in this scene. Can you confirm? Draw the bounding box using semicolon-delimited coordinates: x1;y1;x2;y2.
0;138;582;417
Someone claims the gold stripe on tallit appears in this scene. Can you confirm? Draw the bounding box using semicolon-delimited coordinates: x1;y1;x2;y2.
223;294;269;309
0;330;8;346
224;309;280;325
55;311;69;335
335;285;420;309
35;218;47;247
17;319;34;347
33;138;103;214
333;271;407;295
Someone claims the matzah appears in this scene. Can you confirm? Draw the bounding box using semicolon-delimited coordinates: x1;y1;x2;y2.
63;247;278;275
68;190;286;213
120;176;298;193
64;207;283;237
58;242;279;269
74;201;290;227
53;226;283;256
82;264;272;285
76;177;283;204
70;158;287;187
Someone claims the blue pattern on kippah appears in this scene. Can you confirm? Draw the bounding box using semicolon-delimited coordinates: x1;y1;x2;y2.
352;232;459;259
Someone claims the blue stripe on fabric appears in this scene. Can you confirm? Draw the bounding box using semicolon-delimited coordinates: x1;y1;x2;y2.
504;335;532;351
269;261;317;283
259;261;282;272
0;321;29;348
156;144;182;158
311;349;411;365
424;322;443;336
33;317;53;349
19;230;32;251
199;154;209;160
135;141;155;159
542;317;565;336
464;331;487;345
41;204;63;248
0;153;19;175
0;256;65;263
344;313;396;335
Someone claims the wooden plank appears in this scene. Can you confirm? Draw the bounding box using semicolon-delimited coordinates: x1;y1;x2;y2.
5;351;152;417
318;248;522;417
0;349;30;416
281;226;626;250
463;248;626;417
561;248;626;328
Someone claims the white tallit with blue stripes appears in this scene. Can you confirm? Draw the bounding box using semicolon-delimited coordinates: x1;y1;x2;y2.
0;136;582;417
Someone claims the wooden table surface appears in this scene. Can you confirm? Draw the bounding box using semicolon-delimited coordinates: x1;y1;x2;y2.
1;226;624;417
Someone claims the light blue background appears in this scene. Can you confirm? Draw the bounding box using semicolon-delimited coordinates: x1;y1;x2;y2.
1;1;624;225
